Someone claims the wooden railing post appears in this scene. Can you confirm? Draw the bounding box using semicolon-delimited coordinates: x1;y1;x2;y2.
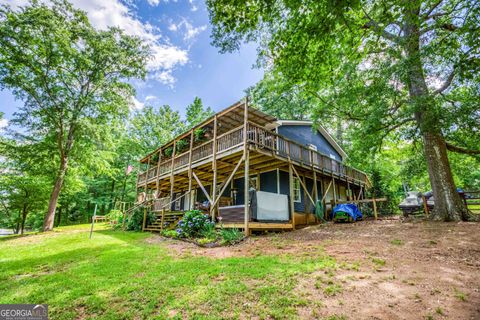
373;196;378;220
243;99;250;236
142;207;147;231
161;208;165;231
211;115;218;218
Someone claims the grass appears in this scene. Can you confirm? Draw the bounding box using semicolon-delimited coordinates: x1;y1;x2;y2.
454;288;467;301
0;224;339;319
390;239;403;246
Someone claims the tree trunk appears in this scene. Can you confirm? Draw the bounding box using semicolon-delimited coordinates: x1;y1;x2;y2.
43;156;68;231
56;206;62;227
423;132;468;220
20;203;27;235
403;2;468;221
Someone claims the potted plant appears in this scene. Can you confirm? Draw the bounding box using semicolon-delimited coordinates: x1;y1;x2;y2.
175;139;189;153
164;146;173;158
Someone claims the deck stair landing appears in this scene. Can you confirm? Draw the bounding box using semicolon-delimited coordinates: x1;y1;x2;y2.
144;210;185;232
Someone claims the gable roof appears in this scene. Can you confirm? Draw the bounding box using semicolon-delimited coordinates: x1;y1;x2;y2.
275;120;348;159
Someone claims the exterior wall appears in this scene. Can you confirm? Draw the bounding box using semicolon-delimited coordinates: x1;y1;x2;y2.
260;170;278;193
277;125;342;161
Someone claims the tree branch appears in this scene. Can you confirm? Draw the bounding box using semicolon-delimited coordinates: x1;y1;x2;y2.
422;0;444;20
433;69;455;95
446;142;480;155
361;7;402;44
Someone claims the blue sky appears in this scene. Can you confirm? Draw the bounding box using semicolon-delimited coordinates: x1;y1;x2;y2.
0;0;263;127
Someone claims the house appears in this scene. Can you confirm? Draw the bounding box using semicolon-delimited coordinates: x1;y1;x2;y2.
135;99;369;234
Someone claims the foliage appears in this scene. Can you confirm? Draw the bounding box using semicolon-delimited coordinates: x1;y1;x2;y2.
220;228;244;245
0;0;149;230
124;209;154;231
175;210;214;238
106;210;123;224
175;139;189;154
163;146;174;158
185;97;214;129
160;229;178;238
207;0;480;220
193;128;206;143
129;105;184;156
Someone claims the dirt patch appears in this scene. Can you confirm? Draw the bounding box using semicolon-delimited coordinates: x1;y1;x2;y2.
150;218;480;319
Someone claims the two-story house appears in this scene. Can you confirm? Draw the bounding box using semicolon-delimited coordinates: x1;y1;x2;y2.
136;99;368;234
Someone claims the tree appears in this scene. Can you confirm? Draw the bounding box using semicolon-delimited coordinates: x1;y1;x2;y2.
246;73;314;120
185;97;214;129
130;105;184;156
207;0;480;221
0;0;149;231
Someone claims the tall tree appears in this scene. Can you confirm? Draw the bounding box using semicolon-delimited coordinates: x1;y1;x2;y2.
130;105;184;155
246;73;314;120
185;97;214;129
207;0;480;221
0;0;149;231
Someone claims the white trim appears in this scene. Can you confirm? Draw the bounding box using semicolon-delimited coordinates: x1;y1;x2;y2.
293;177;301;203
275;120;347;159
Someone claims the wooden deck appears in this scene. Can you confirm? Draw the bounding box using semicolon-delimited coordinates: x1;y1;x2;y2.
137;122;368;189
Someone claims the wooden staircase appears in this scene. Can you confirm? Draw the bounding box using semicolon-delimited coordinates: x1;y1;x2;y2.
144;210;185;232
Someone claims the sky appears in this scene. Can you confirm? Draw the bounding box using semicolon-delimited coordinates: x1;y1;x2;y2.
0;0;264;129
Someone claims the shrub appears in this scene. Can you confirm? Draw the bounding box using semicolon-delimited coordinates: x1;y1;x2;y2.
220;228;244;245
175;139;189;153
125;209;155;231
107;210;123;224
176;210;214;238
161;230;178;238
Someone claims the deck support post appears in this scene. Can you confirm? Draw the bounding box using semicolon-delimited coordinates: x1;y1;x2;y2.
243;98;250;236
142;207;147;231
155;150;162;198
169;140;177;207
313;171;318;223
289;163;296;229
211;115;218;219
145;156;151;196
187;130;194;210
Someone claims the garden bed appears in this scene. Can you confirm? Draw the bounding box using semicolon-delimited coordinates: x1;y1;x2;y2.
160;210;245;247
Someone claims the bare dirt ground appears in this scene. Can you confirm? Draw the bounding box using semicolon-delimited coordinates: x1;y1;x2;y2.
157;217;480;320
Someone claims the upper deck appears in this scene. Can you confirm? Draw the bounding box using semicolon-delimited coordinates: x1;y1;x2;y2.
137;117;368;188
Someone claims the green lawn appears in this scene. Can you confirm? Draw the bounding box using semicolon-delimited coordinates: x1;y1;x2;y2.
0;224;338;319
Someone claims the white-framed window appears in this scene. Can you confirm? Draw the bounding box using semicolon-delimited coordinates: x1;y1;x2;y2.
293;177;301;203
308;144;317;151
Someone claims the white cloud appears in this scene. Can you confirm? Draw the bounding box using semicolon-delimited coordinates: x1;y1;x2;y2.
145;95;157;102
130;96;145;110
168;17;207;43
3;0;189;85
0;118;8;130
147;0;160;6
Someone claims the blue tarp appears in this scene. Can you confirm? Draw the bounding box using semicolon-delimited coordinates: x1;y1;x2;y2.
331;204;363;221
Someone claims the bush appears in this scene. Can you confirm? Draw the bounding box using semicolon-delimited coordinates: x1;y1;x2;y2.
161;230;178;238
176;210;214;238
107;210;123;224
125;209;155;231
220;228;244;245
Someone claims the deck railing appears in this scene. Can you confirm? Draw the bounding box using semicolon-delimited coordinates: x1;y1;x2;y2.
137;122;368;185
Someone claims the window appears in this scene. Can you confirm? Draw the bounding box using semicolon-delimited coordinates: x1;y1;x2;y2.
249;175;258;189
174;193;182;211
293;178;301;203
